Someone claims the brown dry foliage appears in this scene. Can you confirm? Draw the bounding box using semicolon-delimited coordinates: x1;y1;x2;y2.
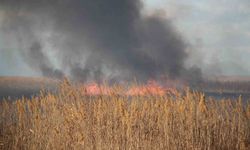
0;80;250;150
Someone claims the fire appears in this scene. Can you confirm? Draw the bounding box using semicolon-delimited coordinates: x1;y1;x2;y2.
83;82;112;95
82;80;177;96
127;80;167;96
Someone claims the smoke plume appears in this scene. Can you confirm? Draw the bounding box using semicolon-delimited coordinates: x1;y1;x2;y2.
0;0;201;83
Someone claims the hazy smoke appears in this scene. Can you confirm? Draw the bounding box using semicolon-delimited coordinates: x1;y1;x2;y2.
0;0;201;83
28;41;64;79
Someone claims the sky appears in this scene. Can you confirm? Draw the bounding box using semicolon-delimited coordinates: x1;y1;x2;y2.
144;0;250;76
0;0;250;77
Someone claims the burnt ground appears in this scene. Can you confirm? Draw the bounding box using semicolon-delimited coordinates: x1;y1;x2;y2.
0;76;59;100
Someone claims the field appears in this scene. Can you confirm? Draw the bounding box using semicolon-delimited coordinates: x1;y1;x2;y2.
0;80;250;150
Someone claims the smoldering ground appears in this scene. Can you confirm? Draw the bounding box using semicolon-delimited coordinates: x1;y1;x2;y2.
0;0;202;84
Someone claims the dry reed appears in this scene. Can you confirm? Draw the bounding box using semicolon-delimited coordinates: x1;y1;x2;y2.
0;80;249;150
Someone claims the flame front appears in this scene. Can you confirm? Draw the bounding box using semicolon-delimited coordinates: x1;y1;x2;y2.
82;80;178;96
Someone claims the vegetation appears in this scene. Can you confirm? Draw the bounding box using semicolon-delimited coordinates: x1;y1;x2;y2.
0;80;250;150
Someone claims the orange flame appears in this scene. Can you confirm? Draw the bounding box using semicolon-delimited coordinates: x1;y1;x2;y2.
81;80;178;96
127;80;166;96
83;82;112;95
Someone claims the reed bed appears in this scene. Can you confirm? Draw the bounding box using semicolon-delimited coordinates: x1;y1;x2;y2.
0;81;250;150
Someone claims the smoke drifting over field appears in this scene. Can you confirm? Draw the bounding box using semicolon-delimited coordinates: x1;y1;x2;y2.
0;0;202;83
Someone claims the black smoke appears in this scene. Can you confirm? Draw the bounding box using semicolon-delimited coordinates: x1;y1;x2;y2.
0;0;202;84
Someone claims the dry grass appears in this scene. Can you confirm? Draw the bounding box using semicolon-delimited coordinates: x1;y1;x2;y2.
0;80;250;150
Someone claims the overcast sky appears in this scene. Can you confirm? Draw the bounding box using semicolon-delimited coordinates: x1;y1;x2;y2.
0;0;250;77
144;0;250;76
